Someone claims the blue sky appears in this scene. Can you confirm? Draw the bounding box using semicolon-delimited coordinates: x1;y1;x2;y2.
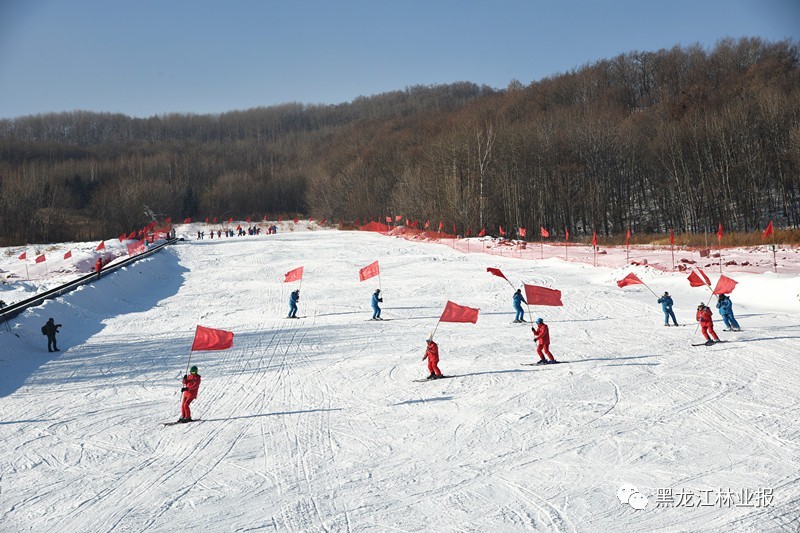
1;0;798;119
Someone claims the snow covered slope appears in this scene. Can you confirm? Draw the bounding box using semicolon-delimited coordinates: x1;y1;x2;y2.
1;230;799;532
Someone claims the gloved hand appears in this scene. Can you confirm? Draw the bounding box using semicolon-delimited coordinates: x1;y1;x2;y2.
183;374;187;380
181;387;187;392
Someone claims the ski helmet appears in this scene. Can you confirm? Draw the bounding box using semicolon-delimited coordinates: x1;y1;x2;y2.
536;318;544;324
190;366;198;374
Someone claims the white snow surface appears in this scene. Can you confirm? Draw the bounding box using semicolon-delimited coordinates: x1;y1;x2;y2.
1;228;799;532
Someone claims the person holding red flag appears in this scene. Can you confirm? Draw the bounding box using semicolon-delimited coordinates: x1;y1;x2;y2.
371;289;383;320
178;366;202;423
422;338;443;379
715;294;741;331
657;291;679;326
532;318;557;364
696;303;721;345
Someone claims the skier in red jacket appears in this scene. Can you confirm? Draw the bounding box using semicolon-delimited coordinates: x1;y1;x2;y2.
179;366;201;423
696;303;720;345
532;318;558;364
423;339;443;379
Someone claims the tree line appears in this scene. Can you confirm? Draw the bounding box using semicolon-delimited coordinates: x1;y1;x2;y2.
0;37;798;246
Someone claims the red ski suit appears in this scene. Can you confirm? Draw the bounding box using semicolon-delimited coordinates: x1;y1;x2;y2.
533;323;555;361
423;341;442;377
181;373;201;420
696;307;720;341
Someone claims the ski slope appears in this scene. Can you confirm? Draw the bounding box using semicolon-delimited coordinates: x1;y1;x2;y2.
1;229;799;532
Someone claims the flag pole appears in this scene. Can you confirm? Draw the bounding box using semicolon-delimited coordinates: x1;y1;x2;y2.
429;319;442;341
771;231;777;273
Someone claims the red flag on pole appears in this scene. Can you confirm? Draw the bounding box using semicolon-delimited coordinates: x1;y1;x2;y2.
616;272;645;287
499;225;505;237
478;228;486;237
18;252;27;260
687;271;709;287
64;250;72;260
626;228;631;246
126;239;145;256
118;233;126;242
540;227;550;238
184;218;191;223
453;223;457;235
127;231;136;239
191;325;234;351
385;216;392;223
359;261;380;281
438;221;443;232
35;254;46;263
486;267;508;281
712;275;738;295
762;221;774;239
246;217;251;222
213;217;218;223
205;217;209;223
669;228;675;245
395;215;402;222
523;284;563;306
519;227;527;237
565;228;570;242
284;266;304;283
165;217;171;223
716;223;724;242
96;241;105;251
439;301;480;324
592;232;598;247
698;268;711;286
424;220;430;229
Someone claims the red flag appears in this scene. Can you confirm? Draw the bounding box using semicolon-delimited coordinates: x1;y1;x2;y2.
228;217;234;223
64;250;72;260
687;271;707;287
439;301;480;324
359;261;380;281
385;216;392;223
35;254;46;263
592;232;598;247
712;275;738;295
438;221;443;232
126;239;145;256
18;252;27;260
205;217;209;223
424;220;430;229
128;231;136;239
626;228;631;246
716;223;724;242
524;284;563;306
616;272;644;287
213;217;218;223
478;228;486;237
762;221;774;239
236;225;242;231
466;228;471;237
308;217;314;222
499;225;505;237
277;217;282;222
540;227;549;238
118;233;126;242
395;215;402;222
565;228;570;242
669;228;675;245
320;218;326;224
698;268;711;286
453;223;457;235
96;241;105;251
246;217;251;222
184;218;191;223
518;227;527;237
284;266;304;283
165;217;171;223
191;325;234;351
486;267;508;281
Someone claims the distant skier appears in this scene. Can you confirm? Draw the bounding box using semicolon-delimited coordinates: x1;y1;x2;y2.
657;291;679;326
42;317;62;352
288;289;300;318
371;289;383;320
422;338;443;379
178;366;201;423
512;288;527;323
696;303;721;345
94;257;103;276
532;318;557;364
716;294;741;331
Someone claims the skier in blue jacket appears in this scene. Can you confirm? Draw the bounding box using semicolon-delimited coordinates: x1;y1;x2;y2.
657;291;679;326
371;289;383;320
513;289;527;323
716;294;741;331
287;289;300;318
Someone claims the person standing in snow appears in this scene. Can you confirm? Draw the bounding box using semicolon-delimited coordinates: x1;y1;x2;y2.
532;318;557;364
42;317;62;352
696;303;721;345
716;294;741;331
287;289;300;318
179;366;201;423
422;338;443;379
512;288;527;323
371;289;383;320
657;291;679;326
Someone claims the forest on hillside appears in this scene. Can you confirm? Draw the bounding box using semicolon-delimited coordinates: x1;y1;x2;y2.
0;37;798;246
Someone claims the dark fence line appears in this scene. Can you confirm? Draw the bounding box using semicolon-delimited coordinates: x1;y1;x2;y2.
0;239;176;325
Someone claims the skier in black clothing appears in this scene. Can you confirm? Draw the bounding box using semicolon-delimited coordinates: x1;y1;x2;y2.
43;318;62;352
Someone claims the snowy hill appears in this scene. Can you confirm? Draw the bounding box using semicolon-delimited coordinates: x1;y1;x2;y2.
1;229;799;532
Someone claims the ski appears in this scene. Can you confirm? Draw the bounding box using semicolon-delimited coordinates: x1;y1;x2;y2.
163;419;201;426
691;341;726;347
521;361;564;366
412;376;453;382
285;316;307;319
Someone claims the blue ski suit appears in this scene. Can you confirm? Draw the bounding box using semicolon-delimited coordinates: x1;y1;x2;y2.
288;290;299;318
513;290;527;322
657;294;679;326
371;290;383;319
716;296;740;330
